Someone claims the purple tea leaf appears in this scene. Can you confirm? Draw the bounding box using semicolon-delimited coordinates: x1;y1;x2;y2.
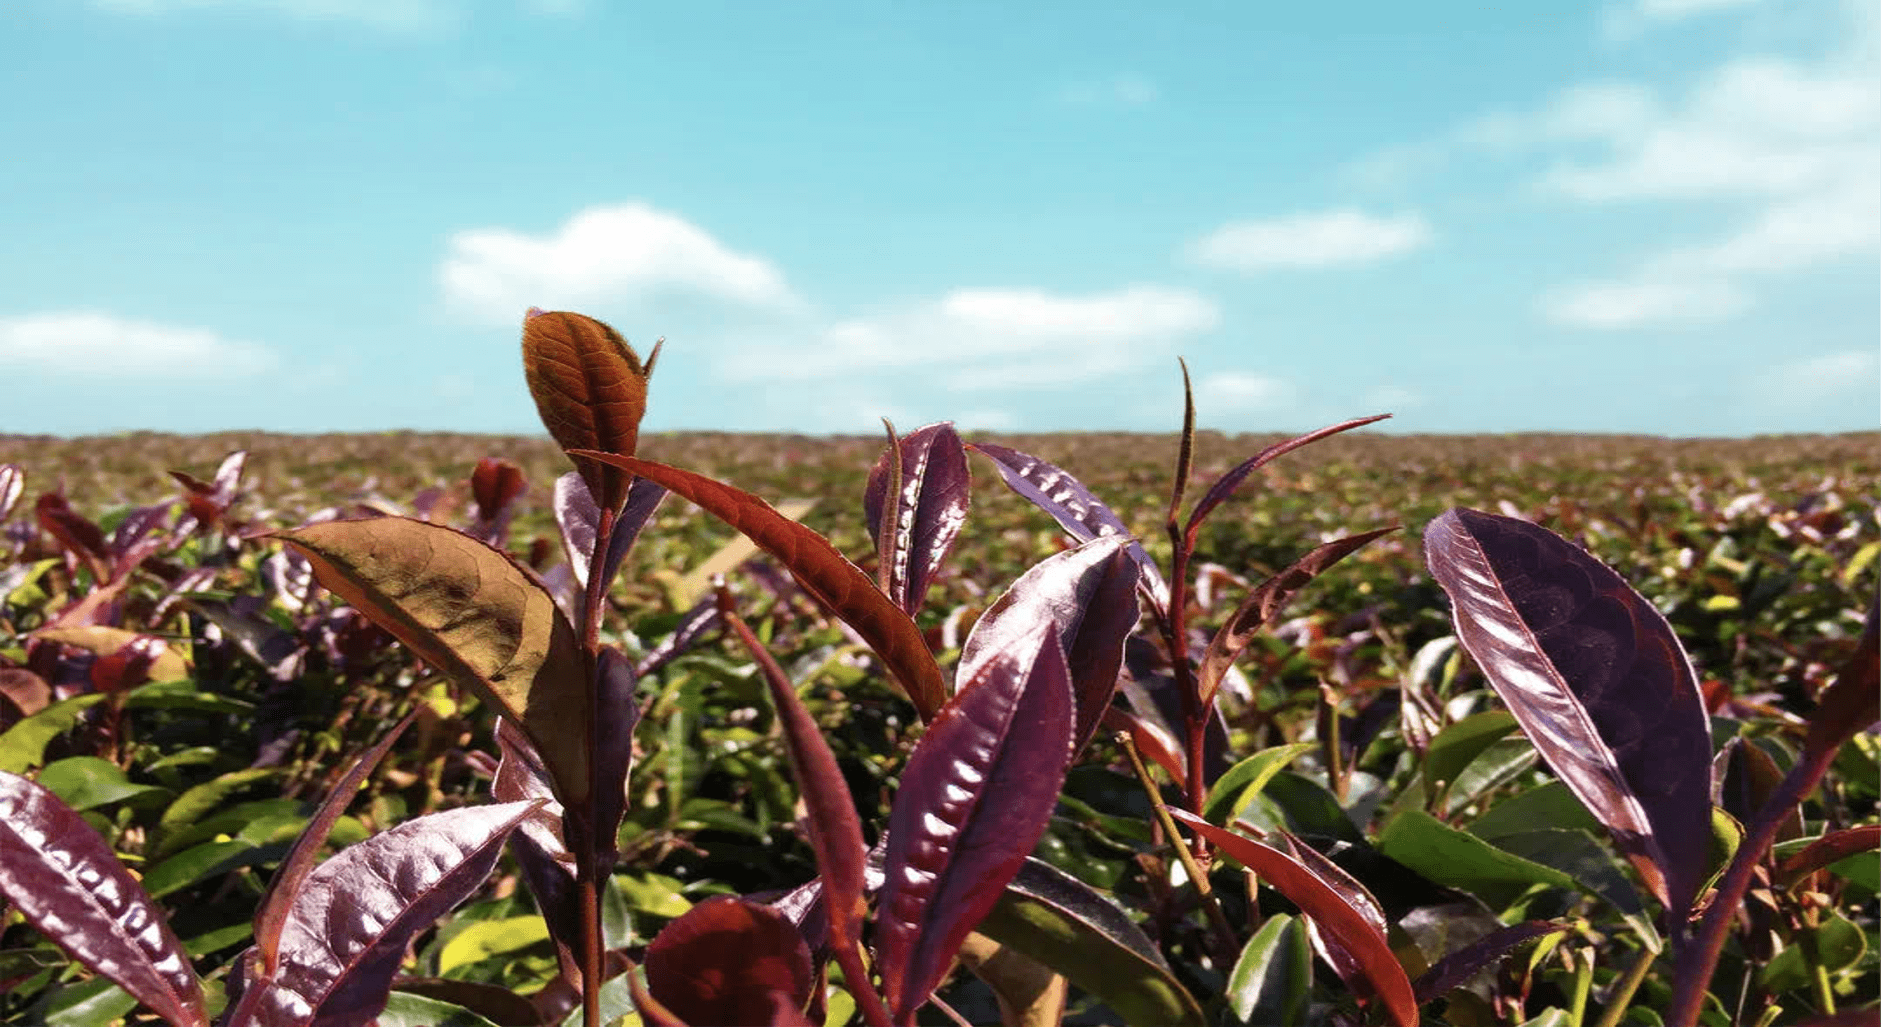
1412;920;1569;1004
863;422;971;616
0;770;206;1027
554;471;666;599
635;597;721;679
0;464;22;522
1423;507;1713;923
876;628;1076;1024
232;800;542;1027
1182;415;1389;540
255;709;417;975
958;535;1139;755
645;895;816;1026
968;443;1169;610
584;645;640;866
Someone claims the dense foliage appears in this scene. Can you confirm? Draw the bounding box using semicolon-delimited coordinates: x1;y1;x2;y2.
0;315;1874;1027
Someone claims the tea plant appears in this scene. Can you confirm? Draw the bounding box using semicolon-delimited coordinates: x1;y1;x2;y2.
0;310;1873;1026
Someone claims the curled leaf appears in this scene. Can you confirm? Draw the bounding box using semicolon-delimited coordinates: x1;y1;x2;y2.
0;770;206;1027
1424;507;1713;921
864;422;971;616
877;629;1076;1023
1169;809;1420;1027
569;453;947;720
523;310;652;512
959;535;1139;755
1778;825;1881;890
274;517;593;804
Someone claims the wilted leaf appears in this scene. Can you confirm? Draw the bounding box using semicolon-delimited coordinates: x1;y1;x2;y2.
1424;508;1713;921
274;517;593;803
864;422;971;616
1196;527;1395;708
877;629;1076;1023
231;800;542;1027
644;896;814;1027
1170;810;1420;1026
523;310;652;512
958;536;1139;753
0;770;206;1026
569;453;946;720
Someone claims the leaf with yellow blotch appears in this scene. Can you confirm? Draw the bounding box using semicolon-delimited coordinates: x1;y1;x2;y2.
522;310;653;513
272;517;593;803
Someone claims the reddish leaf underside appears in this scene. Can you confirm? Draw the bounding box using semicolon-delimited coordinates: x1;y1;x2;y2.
569;452;947;720
863;422;971;616
0;770;206;1027
1170;810;1420;1027
876;629;1076;1024
1423;507;1712;921
644;896;814;1027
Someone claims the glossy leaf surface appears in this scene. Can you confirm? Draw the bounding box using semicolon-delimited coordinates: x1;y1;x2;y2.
1183;415;1390;539
877;629;1076;1023
1199;743;1315;825
1196;527;1395;707
863;422;971;616
275;517;593;803
552;471;665;597
978;857;1203;1026
236;800;540;1027
569;453;947;720
644;896;814;1027
1226;912;1311;1025
256;710;416;975
958;535;1139;753
1170;809;1420;1026
0;770;206;1027
968;443;1169;606
522;310;651;512
1424;507;1712;919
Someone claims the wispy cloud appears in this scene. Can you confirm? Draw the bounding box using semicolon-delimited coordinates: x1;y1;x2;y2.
1601;0;1765;41
439;202;799;325
1055;75;1159;106
1758;349;1881;407
0;312;276;376
88;0;578;32
1540;280;1750;329
721;284;1219;389
1195;371;1293;414
1186;210;1433;272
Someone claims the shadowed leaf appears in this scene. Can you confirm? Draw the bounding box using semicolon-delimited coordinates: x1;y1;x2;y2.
959;535;1139;754
35;493;109;580
968;443;1169;608
877;629;1076;1024
0;770;206;1026
522;310;651;512
1778;826;1881;890
553;472;666;600
1170;809;1420;1027
1412;920;1569;1004
1802;599;1879;764
978;857;1204;1027
1196;527;1396;708
587;645;641;865
1424;507;1712;921
569;453;947;720
274;517;593;803
864;422;971;616
1183;415;1390;540
232;800;542;1027
255;710;417;975
644;896;814;1027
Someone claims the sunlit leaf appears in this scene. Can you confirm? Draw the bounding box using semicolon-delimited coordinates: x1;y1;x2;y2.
1424;507;1713;921
0;770;206;1026
522;310;652;512
1226;912;1311;1025
863;421;971;616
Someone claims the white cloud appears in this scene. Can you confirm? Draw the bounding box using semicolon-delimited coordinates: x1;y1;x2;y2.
1364;385;1424;411
1602;0;1765;40
0;312;276;376
439;202;798;325
1057;75;1159;106
1761;349;1881;406
1540;280;1751;328
722;284;1219;389
1187;210;1433;272
1195;372;1293;413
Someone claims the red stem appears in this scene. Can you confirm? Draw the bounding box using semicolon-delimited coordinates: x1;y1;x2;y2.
577;505;617;1028
1667;740;1838;1025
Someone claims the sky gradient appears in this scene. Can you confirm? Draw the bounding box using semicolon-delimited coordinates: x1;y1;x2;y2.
4;0;1877;438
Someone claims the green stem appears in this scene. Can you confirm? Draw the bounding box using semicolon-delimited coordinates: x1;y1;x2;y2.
1118;732;1239;969
1810;961;1837;1018
1566;946;1594;1027
1597;944;1656;1028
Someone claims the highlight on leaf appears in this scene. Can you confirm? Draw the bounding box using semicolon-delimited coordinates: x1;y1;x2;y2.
522;309;653;512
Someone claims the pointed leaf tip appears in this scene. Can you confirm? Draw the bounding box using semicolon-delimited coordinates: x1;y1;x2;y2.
522;310;651;512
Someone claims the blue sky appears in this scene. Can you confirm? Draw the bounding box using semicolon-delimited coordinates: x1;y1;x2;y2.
3;0;1876;438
